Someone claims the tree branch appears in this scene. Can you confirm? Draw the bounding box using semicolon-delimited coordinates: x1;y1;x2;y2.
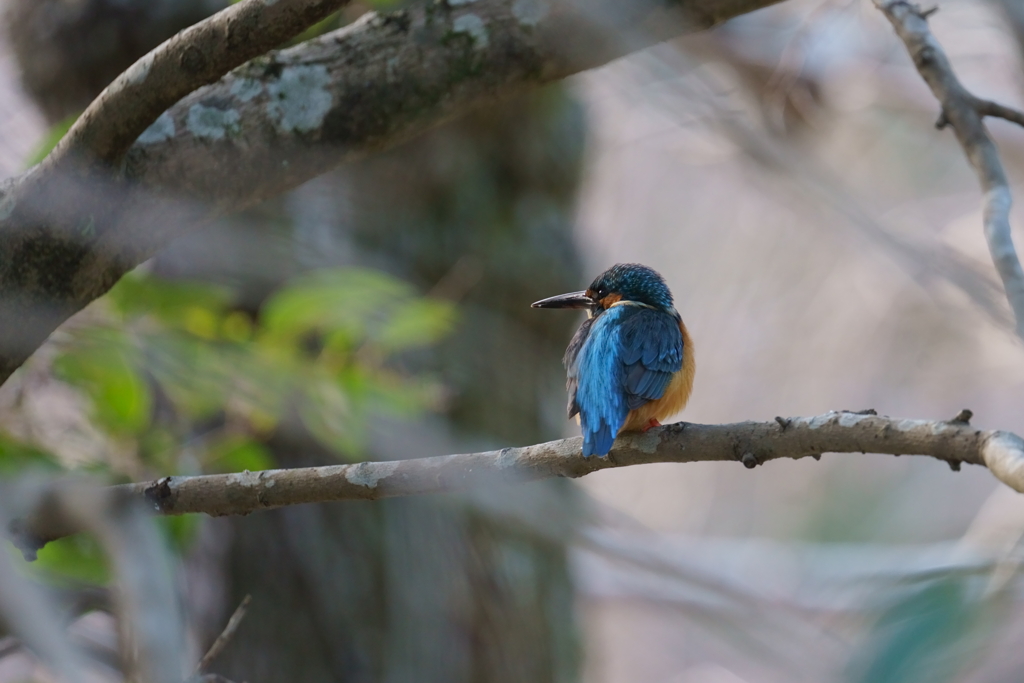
873;0;1024;340
44;0;352;168
0;0;785;389
10;412;1024;557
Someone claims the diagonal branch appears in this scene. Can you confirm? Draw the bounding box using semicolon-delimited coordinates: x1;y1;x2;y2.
10;412;1024;557
873;0;1024;341
43;0;352;169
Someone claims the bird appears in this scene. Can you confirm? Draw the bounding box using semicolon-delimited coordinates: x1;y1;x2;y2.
532;263;695;458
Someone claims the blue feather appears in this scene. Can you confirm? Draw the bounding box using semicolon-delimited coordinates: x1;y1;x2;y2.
572;305;684;458
575;307;629;458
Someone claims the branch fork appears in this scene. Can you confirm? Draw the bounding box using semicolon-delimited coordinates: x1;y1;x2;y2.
875;0;1024;340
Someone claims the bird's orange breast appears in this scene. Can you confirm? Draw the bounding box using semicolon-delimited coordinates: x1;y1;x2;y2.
620;319;695;432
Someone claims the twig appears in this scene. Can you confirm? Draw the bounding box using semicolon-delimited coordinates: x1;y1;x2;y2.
10;412;1024;556
194;595;251;676
873;0;1024;340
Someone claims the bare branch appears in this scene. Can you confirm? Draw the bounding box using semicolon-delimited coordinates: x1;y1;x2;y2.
43;0;352;169
11;412;1024;554
974;99;1024;129
873;0;1024;340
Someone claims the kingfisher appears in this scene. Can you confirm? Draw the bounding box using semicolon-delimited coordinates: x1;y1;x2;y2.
532;263;695;458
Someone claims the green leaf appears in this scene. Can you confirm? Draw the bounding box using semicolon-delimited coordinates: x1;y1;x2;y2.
146;333;239;420
0;434;62;474
54;332;151;435
107;272;231;329
376;298;456;351
260;268;412;342
298;378;361;456
29;534;110;585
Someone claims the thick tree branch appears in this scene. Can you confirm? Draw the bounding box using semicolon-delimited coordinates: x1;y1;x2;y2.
0;0;785;388
11;412;1024;556
126;0;786;204
874;0;1024;340
44;0;352;168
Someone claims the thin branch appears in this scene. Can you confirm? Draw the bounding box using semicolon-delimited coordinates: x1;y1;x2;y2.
43;0;351;168
194;595;251;676
10;412;1024;556
975;99;1024;129
873;0;1024;340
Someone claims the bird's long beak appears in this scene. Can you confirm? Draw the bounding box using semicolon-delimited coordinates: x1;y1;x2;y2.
531;290;595;309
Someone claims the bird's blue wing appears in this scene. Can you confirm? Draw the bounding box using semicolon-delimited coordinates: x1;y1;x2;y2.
617;308;684;410
574;308;629;457
573;306;683;457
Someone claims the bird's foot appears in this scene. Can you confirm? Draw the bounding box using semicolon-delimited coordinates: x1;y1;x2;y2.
641;418;661;432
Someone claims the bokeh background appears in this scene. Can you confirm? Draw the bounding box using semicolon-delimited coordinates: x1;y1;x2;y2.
1;0;1024;681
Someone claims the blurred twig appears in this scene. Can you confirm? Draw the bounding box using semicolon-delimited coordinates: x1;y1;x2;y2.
11;411;1024;554
194;595;251;676
874;0;1024;341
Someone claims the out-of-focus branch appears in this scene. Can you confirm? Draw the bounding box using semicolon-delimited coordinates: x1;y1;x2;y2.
0;527;88;682
42;0;351;168
12;412;1024;555
0;483;185;682
194;595;251;676
874;0;1024;340
9;485;185;683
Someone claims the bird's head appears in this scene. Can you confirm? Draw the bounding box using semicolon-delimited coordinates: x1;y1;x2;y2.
531;263;675;317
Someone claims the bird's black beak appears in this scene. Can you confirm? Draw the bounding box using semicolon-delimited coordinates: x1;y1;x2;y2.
531;290;595;310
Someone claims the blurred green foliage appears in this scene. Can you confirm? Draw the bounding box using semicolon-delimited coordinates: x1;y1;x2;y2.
24;112;77;167
54;266;455;465
31;534;110;585
846;575;995;683
0;435;63;474
3;266;455;584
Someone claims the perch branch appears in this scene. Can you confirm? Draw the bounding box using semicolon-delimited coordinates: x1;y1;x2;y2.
874;0;1024;340
10;412;1024;557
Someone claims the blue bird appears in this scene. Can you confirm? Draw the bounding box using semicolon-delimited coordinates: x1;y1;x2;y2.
532;263;695;458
